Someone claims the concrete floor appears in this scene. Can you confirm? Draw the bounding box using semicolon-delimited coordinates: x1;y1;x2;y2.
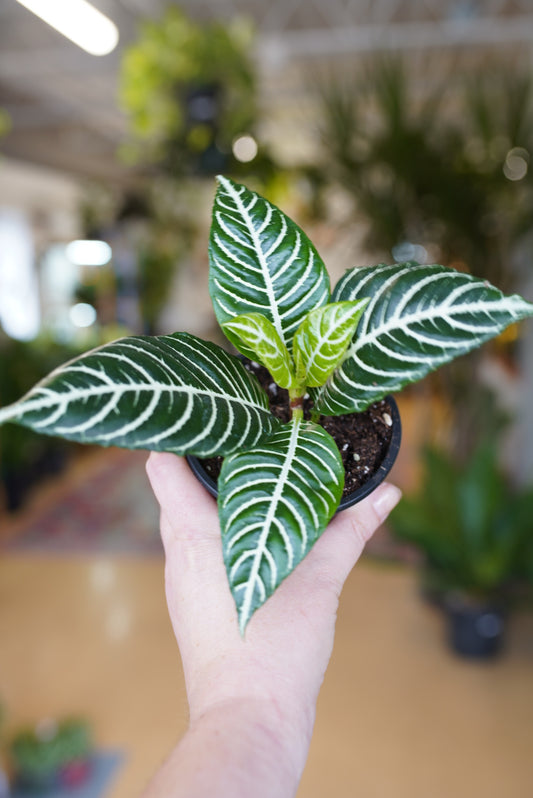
0;553;532;798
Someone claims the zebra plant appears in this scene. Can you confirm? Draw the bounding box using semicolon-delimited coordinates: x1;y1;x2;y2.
1;176;532;632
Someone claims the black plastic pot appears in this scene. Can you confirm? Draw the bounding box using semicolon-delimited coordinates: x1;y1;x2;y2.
187;395;401;511
444;595;505;659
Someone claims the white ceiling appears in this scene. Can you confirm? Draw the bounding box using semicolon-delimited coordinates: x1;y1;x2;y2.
1;0;533;183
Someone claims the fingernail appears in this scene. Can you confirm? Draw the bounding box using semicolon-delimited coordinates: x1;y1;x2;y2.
373;483;402;524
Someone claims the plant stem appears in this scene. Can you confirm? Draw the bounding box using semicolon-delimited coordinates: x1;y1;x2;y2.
289;397;304;421
289;386;305;421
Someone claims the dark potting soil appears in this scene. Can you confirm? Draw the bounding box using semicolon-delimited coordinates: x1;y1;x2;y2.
200;361;393;499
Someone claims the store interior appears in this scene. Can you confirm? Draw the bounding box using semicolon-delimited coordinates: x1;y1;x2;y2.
1;2;533;796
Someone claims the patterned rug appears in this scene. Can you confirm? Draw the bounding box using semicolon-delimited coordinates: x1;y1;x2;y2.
1;449;162;556
1;446;406;560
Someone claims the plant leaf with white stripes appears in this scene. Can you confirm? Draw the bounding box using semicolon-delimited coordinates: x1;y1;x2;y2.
0;332;279;456
209;176;330;358
314;262;533;415
219;419;344;633
222;313;296;390
293;299;369;388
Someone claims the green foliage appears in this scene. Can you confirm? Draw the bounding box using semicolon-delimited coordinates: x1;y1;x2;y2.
389;443;533;597
0;333;278;457
9;719;91;785
219;419;344;633
0;334;83;510
137;245;177;334
222;313;296;390
318;59;533;290
1;177;532;629
314;261;533;415
209;175;330;355
0;108;10;138
119;7;256;173
293;301;368;388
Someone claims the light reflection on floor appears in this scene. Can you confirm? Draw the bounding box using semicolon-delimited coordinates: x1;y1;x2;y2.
1;553;532;798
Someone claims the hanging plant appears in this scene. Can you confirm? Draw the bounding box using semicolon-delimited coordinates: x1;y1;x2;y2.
119;7;257;175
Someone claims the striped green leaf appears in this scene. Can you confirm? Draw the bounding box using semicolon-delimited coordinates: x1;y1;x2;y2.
222;313;296;390
0;332;279;456
314;262;533;415
218;419;344;633
209;176;330;357
293;299;369;388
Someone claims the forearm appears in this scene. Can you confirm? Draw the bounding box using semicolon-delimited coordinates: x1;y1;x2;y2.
141;698;312;798
144;455;402;797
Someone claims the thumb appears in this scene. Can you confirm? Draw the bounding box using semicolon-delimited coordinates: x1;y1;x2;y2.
299;482;402;592
145;451;230;608
146;451;239;650
146;451;220;547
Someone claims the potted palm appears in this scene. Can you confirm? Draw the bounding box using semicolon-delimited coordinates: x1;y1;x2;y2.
0;177;531;632
316;59;533;461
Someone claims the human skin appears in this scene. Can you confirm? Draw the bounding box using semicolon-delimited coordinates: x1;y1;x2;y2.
143;452;401;798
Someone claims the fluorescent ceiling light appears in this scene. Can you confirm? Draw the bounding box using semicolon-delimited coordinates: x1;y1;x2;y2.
66;240;112;266
70;302;97;328
15;0;119;56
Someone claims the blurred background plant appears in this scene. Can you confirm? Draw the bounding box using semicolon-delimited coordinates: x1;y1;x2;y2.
0;331;84;511
120;5;269;180
389;438;533;657
390;440;533;601
314;57;533;647
317;58;533;289
80;179;199;337
0;109;10;139
8;717;92;791
316;56;533;460
0;6;299;511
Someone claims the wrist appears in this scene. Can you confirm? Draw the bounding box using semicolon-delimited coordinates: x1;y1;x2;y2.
188;697;312;797
142;697;310;798
185;656;317;762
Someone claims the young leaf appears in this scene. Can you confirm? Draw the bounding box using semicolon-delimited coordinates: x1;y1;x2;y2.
222;313;296;390
209;176;330;357
218;419;344;633
314;262;533;415
0;332;279;457
293;299;369;388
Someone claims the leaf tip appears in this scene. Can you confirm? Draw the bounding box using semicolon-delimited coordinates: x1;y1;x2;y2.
215;174;232;190
238;613;249;638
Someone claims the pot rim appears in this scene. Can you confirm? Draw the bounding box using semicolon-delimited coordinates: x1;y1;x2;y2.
187;394;402;512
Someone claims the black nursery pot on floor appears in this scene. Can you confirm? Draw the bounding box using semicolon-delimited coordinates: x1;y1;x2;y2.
187;395;402;511
444;595;505;659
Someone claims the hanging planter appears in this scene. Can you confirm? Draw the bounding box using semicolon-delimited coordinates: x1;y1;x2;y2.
119;7;257;176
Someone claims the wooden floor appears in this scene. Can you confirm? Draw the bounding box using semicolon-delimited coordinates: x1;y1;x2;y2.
0;393;531;796
1;552;532;798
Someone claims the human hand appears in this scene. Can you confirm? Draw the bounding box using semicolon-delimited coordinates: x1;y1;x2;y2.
145;452;401;797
